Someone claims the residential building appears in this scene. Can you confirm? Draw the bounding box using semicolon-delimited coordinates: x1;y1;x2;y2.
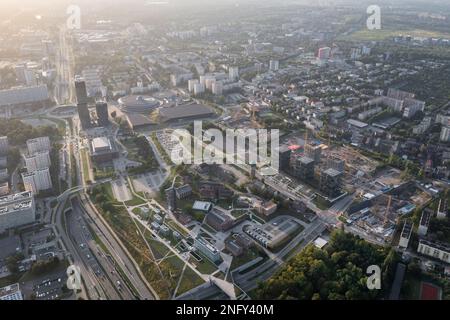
417;239;450;264
0;283;23;300
398;221;413;249
26;137;50;155
0;136;8;155
22;168;52;194
0;191;35;233
24;151;51;172
418;210;431;237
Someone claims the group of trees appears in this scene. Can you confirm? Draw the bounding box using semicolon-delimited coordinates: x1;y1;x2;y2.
255;230;399;300
127;136;159;175
0;119;61;146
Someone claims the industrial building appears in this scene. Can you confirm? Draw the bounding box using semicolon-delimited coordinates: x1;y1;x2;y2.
159;104;215;123
0;191;36;233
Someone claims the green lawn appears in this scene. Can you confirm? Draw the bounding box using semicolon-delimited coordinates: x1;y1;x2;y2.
176;267;205;296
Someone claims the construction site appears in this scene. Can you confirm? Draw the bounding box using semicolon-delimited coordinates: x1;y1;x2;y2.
343;181;433;245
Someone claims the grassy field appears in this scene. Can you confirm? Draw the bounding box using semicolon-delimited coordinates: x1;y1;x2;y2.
176;267;205;296
80;148;91;183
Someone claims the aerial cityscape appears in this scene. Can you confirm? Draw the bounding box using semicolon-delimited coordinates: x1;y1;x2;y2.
1;0;450;304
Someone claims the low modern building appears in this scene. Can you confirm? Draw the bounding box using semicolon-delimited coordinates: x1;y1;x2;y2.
125;113;154;131
206;208;235;231
245;216;300;250
255;200;277;217
159;104;215;123
175;185;192;200
194;237;222;263
192;201;213;212
89;137;119;163
0;191;35;233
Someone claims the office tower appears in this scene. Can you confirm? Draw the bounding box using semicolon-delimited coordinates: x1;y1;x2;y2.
96;101;109;127
77;103;91;129
304;144;322;163
292;156;315;181
75;79;88;105
327;158;345;173
319;168;343;198
0;136;8;156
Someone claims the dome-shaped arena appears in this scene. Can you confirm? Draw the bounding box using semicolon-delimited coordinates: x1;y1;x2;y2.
118;95;160;114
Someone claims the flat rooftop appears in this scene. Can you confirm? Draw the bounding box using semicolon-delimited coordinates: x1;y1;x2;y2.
159;104;215;121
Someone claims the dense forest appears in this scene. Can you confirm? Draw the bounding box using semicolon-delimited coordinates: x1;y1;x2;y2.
255;230;399;300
